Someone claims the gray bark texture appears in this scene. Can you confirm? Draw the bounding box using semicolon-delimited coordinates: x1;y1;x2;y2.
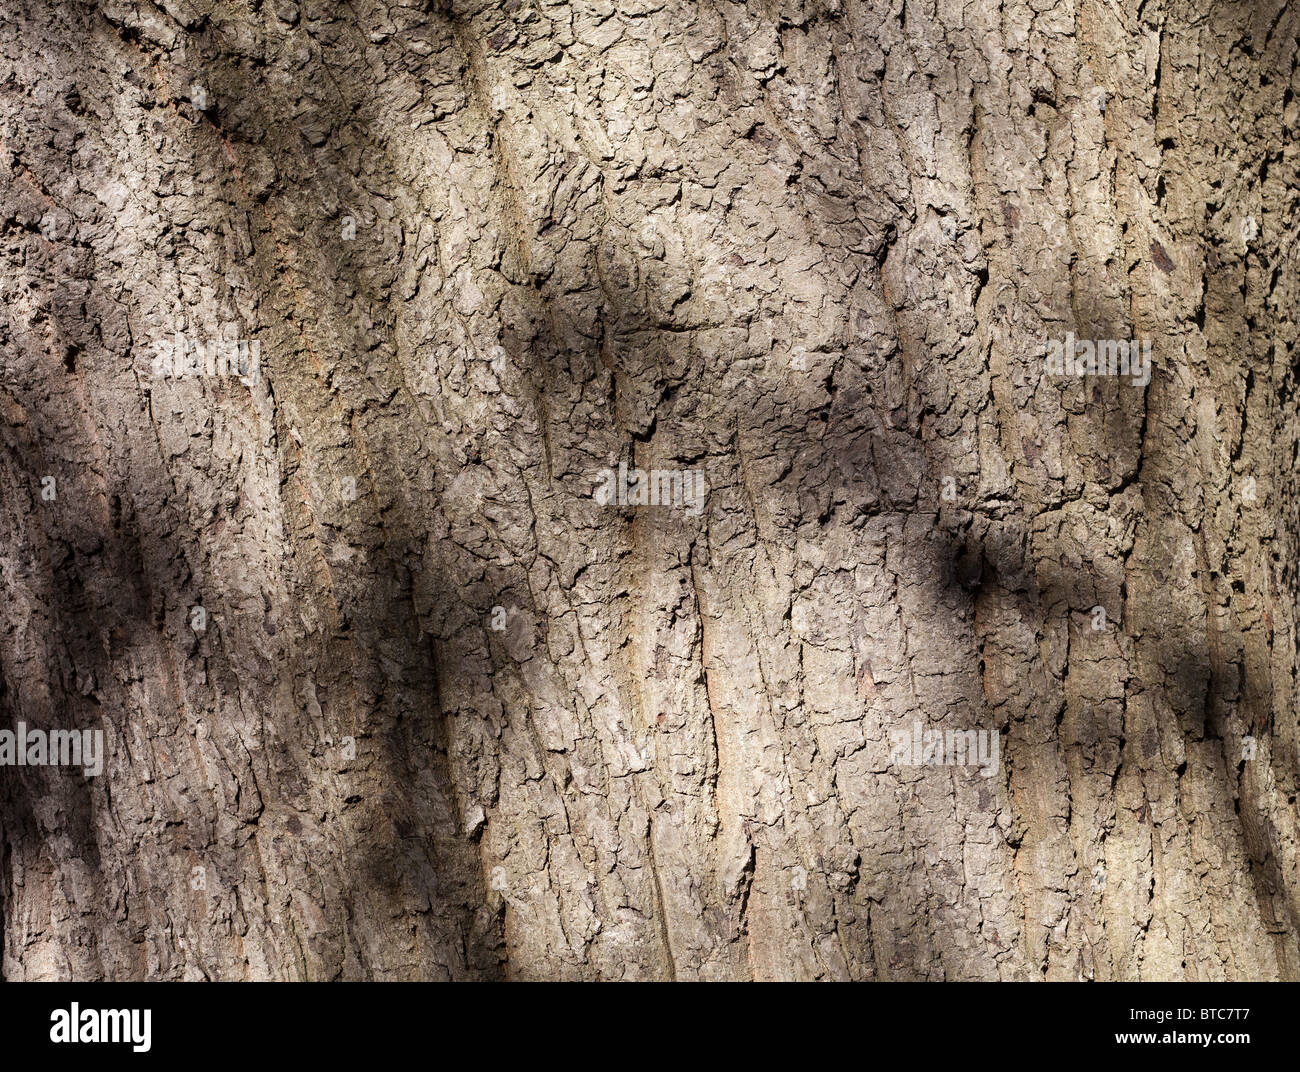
1;0;1299;981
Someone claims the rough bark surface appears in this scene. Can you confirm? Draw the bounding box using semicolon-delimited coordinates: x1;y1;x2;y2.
1;0;1299;980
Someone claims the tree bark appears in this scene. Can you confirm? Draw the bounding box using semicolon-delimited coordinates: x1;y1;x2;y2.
1;0;1298;980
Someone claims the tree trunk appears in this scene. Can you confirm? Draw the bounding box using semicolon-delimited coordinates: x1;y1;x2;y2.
1;0;1298;981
